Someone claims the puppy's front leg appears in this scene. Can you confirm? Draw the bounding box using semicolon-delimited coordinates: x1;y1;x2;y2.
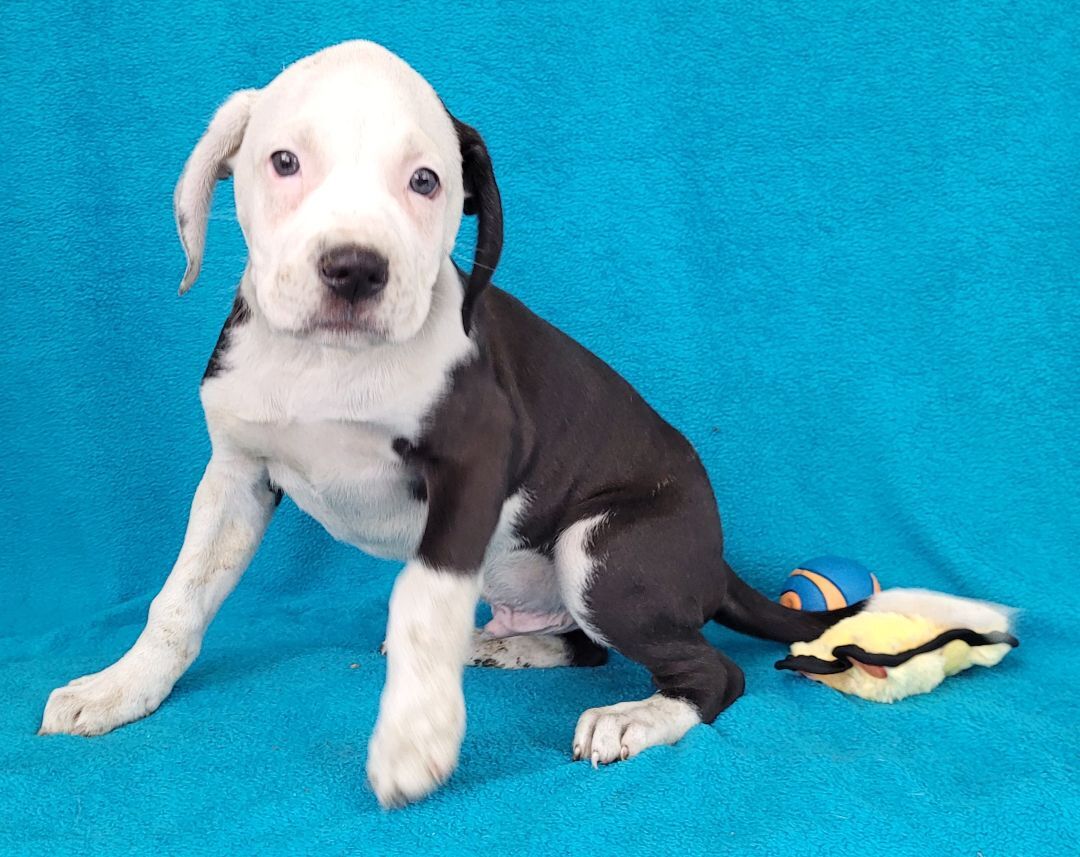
367;418;512;808
366;560;481;808
40;451;276;737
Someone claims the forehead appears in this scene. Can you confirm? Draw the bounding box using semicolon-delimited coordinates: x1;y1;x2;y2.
247;44;458;161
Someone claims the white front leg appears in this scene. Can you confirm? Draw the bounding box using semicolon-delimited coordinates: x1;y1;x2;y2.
40;452;276;736
366;561;480;808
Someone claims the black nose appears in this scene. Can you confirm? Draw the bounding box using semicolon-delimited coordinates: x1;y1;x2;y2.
318;245;389;302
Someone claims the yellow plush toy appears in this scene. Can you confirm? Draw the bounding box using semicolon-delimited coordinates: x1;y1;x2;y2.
775;589;1019;702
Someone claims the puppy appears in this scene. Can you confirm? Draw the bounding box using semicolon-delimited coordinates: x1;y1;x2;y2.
40;40;859;808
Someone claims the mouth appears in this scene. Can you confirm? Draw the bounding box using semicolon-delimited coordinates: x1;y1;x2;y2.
309;318;364;333
304;304;386;339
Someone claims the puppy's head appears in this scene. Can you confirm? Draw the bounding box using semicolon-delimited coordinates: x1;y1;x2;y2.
175;40;501;345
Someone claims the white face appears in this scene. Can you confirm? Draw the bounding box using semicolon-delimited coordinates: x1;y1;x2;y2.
178;42;468;346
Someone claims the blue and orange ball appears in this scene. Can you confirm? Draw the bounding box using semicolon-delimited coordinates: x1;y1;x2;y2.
780;556;881;611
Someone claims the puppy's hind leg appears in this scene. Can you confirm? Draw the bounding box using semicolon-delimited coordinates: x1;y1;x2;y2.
569;631;743;765
556;508;744;765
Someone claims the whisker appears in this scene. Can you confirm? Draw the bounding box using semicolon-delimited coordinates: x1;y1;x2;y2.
450;253;497;272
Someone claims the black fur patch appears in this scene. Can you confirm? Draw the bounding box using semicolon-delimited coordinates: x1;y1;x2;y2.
406;284;859;723
408;350;516;571
562;630;609;667
448;114;503;334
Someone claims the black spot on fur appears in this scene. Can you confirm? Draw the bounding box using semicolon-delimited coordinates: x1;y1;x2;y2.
268;479;284;506
393;438;428;501
408;478;428;502
203;292;251;381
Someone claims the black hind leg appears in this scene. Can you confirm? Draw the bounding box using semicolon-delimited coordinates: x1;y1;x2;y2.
556;508;745;765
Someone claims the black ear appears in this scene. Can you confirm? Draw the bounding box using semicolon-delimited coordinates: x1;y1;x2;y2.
450;115;503;334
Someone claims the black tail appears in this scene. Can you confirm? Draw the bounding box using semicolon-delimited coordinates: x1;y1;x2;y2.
714;563;866;644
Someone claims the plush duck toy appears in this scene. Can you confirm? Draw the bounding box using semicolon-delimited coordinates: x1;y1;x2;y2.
775;586;1019;703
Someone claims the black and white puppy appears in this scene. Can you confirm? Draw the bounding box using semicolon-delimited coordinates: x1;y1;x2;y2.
40;41;859;808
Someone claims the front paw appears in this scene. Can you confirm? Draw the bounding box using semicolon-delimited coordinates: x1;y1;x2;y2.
366;692;465;809
39;659;171;737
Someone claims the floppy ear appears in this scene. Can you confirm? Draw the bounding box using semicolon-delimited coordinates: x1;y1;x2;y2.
449;116;503;333
174;89;258;295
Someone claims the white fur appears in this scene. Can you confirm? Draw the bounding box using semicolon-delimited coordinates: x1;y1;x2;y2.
866;588;1015;634
177;40;467;346
202;262;472;560
202;262;472;432
367;561;479;808
40;453;275;735
573;696;701;766
555;514;610;646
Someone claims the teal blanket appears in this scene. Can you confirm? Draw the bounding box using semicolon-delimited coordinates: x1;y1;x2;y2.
1;1;1076;854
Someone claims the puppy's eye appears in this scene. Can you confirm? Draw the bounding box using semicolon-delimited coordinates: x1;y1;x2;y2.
409;167;440;196
270;150;300;176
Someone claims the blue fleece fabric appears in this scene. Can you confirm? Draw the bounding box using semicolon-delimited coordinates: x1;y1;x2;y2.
1;1;1077;854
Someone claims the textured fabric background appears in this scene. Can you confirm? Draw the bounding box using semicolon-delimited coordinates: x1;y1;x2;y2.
1;2;1077;854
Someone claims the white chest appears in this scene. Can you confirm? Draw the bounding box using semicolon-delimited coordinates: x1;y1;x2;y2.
199;272;475;560
260;420;426;560
196;275;572;626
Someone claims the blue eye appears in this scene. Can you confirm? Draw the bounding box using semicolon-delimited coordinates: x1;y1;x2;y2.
270;150;300;176
409;167;439;196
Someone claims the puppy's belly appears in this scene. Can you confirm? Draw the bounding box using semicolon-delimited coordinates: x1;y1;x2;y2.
480;549;576;637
